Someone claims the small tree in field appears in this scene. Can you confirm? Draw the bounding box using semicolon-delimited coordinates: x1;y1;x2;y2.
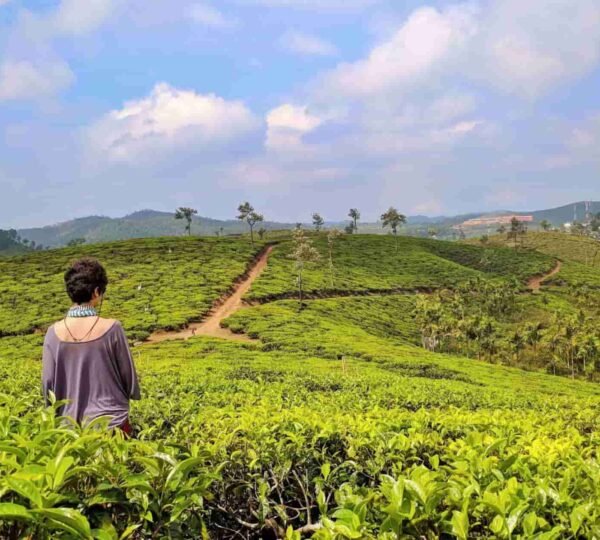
348;208;360;232
237;202;264;245
508;217;526;248
312;213;324;232
289;228;321;307
497;224;506;235
175;207;198;236
539;219;552;231
327;228;342;288
380;207;406;251
344;223;355;235
258;227;267;240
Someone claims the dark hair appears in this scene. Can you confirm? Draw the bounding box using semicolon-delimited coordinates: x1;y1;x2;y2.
64;258;108;304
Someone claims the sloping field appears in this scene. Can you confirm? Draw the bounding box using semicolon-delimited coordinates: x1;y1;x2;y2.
471;231;600;289
0;234;599;538
479;232;600;267
0;237;261;340
246;235;554;301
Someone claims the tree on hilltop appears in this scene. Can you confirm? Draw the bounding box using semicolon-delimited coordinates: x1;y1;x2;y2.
237;202;264;245
312;213;324;232
380;207;406;252
174;207;198;236
348;208;360;233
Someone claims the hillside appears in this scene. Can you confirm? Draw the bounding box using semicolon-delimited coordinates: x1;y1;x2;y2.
0;229;31;256
13;201;600;248
1;233;600;537
17;210;296;248
527;201;600;225
472;231;600;267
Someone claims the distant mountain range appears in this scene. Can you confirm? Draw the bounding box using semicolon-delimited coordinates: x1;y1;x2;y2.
11;201;600;249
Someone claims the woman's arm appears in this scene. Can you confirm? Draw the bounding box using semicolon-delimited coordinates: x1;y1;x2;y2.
41;329;56;405
112;322;141;400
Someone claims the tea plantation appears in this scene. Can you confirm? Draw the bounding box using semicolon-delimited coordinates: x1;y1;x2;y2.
0;237;262;340
0;234;599;538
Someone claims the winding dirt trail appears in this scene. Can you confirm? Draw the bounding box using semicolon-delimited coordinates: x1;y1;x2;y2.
146;246;274;344
143;248;561;344
527;260;562;291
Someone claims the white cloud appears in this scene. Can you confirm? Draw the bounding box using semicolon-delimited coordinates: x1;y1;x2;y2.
0;60;75;101
52;0;115;35
281;31;338;57
188;3;238;29
266;104;322;151
88;83;260;161
471;0;600;98
320;5;477;98
234;0;379;12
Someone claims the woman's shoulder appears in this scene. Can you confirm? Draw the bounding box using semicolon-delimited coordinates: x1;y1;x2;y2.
47;318;122;343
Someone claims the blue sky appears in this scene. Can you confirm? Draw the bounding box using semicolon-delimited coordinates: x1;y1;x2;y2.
1;0;599;228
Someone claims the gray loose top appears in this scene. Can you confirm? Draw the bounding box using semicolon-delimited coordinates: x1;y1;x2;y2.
42;321;141;428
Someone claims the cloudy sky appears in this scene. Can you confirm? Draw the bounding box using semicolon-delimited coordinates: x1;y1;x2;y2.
1;0;599;228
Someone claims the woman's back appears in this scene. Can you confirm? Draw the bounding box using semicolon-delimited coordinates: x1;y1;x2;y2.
43;319;140;428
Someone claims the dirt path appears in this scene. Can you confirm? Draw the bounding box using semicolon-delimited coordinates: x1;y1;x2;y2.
143;249;560;344
146;246;274;344
527;260;562;291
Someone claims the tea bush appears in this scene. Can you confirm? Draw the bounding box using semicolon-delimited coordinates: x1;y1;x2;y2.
0;237;261;340
0;337;599;538
247;235;554;301
1;234;599;538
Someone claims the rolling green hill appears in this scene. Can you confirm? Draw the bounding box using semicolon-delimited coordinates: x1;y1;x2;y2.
246;234;553;301
0;229;31;256
0;233;599;538
17;210;295;248
14;201;600;248
0;236;262;340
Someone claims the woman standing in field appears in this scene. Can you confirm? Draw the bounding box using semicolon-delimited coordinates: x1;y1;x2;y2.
42;258;140;435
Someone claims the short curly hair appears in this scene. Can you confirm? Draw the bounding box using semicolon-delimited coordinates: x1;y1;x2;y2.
64;258;108;304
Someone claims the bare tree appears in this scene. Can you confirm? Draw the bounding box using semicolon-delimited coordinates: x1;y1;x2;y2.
289;228;321;306
174;207;198;236
380;207;407;251
237;202;264;245
327;228;342;288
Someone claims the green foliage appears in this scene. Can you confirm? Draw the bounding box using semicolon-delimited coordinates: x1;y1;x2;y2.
0;237;260;340
247;235;554;301
2;232;600;537
1;334;600;537
174;207;198;236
